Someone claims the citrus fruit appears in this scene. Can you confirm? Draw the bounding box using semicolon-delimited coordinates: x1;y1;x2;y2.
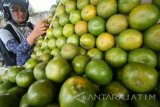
19;94;30;107
34;45;41;52
24;58;40;69
31;52;38;59
129;4;160;30
105;47;128;68
60;43;79;60
56;36;66;49
48;38;56;49
85;59;113;85
27;79;56;106
56;5;66;17
88;16;106;36
7;66;24;83
0;92;19;107
50;4;57;15
104;81;129;100
46;28;54;39
8;86;26;97
1;71;9;83
63;23;75;37
97;0;117;19
81;4;96;21
128;48;157;67
59;13;69;26
77;0;90;10
118;0;141;13
106;14;128;35
152;0;160;9
41;39;49;49
67;34;80;46
90;0;101;6
65;0;76;14
0;82;15;93
53;26;63;38
51;48;61;56
61;0;68;5
121;63;158;92
117;29;143;51
79;47;87;55
33;62;47;80
59;76;96;107
39;53;52;62
144;24;160;51
43;48;52;54
96;33;115;51
52;18;60;28
87;48;103;60
75;21;88;36
45;58;71;83
80;33;96;50
16;69;35;88
36;37;44;46
69;10;81;24
35;49;43;58
72;55;90;75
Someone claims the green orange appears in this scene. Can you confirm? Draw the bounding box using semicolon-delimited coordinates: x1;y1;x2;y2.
87;48;103;60
81;4;96;21
63;24;75;37
27;79;56;106
129;4;160;30
16;69;35;88
69;10;81;24
75;21;88;36
105;47;127;68
77;0;90;10
67;34;80;46
80;33;96;50
144;24;160;51
65;0;76;14
96;33;115;51
128;48;157;68
60;43;79;60
59;13;69;26
59;76;96;107
118;0;141;14
117;29;143;51
85;59;113;85
45;59;71;83
88;16;106;36
122;63;158;92
72;55;90;75
97;0;117;19
106;14;128;35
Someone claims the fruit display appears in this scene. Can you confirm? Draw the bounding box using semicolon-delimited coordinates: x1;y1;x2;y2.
1;0;160;107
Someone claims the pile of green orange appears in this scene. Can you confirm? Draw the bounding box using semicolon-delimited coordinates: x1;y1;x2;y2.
1;0;160;107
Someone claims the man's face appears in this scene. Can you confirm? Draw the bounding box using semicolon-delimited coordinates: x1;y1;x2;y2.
12;4;27;23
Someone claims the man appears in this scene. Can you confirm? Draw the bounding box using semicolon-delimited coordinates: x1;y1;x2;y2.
0;0;49;66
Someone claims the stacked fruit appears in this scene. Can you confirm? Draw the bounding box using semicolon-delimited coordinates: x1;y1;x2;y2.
0;0;160;107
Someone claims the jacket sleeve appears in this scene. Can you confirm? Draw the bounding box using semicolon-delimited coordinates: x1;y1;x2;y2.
6;38;32;55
